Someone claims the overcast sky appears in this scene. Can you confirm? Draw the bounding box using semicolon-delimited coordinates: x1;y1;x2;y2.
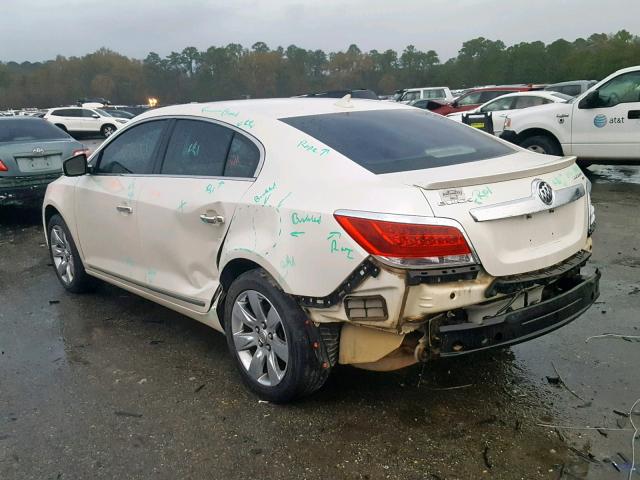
1;0;639;62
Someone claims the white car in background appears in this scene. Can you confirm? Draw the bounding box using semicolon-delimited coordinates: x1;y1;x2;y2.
43;98;598;402
398;87;454;103
44;107;129;138
446;91;572;136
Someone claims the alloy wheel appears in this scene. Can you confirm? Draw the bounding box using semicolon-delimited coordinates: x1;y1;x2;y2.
231;290;289;387
50;225;74;285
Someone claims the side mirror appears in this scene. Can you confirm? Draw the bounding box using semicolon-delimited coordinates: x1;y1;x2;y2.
63;154;88;177
451;100;459;108
578;90;599;109
92;113;100;118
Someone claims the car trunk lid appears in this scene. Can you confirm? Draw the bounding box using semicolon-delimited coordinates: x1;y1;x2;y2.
383;152;589;277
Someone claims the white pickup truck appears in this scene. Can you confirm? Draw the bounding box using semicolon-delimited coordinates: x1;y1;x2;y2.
500;65;640;163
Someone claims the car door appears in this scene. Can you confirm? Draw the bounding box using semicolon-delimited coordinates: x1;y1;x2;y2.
571;70;640;159
52;108;81;131
80;109;101;132
135;118;261;313
74;119;169;282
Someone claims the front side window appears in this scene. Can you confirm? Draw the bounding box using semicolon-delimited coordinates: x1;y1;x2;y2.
480;97;515;112
281;109;515;174
456;91;483;106
595;71;640;107
402;91;420;102
95;120;166;174
160;120;234;176
82;109;98;118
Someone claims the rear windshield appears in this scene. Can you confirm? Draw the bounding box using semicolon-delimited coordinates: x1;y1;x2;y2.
280;109;515;174
0;119;70;142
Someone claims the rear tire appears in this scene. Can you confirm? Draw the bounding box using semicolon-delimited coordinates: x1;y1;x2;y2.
101;124;116;138
47;214;97;293
519;135;563;156
224;268;333;403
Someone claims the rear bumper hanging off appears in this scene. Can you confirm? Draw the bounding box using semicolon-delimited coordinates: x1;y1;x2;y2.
430;270;600;357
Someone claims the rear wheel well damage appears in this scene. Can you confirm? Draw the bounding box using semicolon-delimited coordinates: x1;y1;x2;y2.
216;258;263;329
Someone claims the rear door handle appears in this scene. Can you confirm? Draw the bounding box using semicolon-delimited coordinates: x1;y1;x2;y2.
628;110;640;119
200;214;224;225
116;205;133;214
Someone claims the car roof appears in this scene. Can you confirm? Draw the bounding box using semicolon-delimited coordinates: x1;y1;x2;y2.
139;98;412;121
490;91;561;99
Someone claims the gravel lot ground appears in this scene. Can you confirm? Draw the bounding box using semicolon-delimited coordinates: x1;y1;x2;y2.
1;159;639;480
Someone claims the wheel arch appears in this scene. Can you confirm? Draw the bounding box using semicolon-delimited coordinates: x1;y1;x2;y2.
516;128;564;153
216;255;284;330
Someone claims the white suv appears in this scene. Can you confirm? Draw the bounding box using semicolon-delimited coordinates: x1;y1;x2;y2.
43;98;599;402
399;87;454;103
44;107;129;138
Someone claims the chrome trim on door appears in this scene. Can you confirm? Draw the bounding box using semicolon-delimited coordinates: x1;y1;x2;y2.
469;182;585;222
88;265;207;307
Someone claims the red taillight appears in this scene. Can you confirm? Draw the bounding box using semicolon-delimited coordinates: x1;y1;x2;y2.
0;159;8;172
334;213;472;260
72;148;90;157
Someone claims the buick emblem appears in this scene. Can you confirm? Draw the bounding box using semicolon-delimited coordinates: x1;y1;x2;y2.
535;180;554;205
32;147;45;155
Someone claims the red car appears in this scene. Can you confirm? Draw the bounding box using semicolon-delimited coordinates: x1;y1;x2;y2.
431;86;541;116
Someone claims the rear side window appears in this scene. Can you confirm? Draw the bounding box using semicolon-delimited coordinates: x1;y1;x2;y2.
52;109;80;117
0;119;70;142
514;96;549;108
281;109;515;174
96;120;166;174
424;89;445;99
161;120;234;176
224;134;260;177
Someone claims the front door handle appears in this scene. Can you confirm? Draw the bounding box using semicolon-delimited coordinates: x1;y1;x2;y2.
628;110;640;119
116;205;133;214
200;213;224;225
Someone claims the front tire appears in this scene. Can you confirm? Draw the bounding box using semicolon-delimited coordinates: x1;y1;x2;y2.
47;214;96;293
224;269;332;403
519;135;563;156
101;124;116;138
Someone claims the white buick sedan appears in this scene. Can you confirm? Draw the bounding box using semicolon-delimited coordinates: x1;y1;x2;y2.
43;98;599;402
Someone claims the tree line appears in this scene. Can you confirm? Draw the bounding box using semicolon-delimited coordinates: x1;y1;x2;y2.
1;30;639;108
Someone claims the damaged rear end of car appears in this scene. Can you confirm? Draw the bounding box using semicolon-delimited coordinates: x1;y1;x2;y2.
285;107;599;371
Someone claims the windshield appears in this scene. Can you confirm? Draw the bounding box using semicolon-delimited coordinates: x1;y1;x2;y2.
280;109;515;174
0;118;70;142
95;109;112;117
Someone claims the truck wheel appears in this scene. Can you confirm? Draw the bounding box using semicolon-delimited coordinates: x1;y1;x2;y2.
47;214;97;293
519;135;562;156
224;268;332;403
101;124;116;138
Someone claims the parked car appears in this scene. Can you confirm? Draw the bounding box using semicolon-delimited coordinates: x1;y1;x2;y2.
43;98;598;402
431;86;541;116
398;87;454;103
501;65;640;163
446;91;572;136
44;107;129;138
0;117;87;205
545;80;598;97
102;109;135;120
